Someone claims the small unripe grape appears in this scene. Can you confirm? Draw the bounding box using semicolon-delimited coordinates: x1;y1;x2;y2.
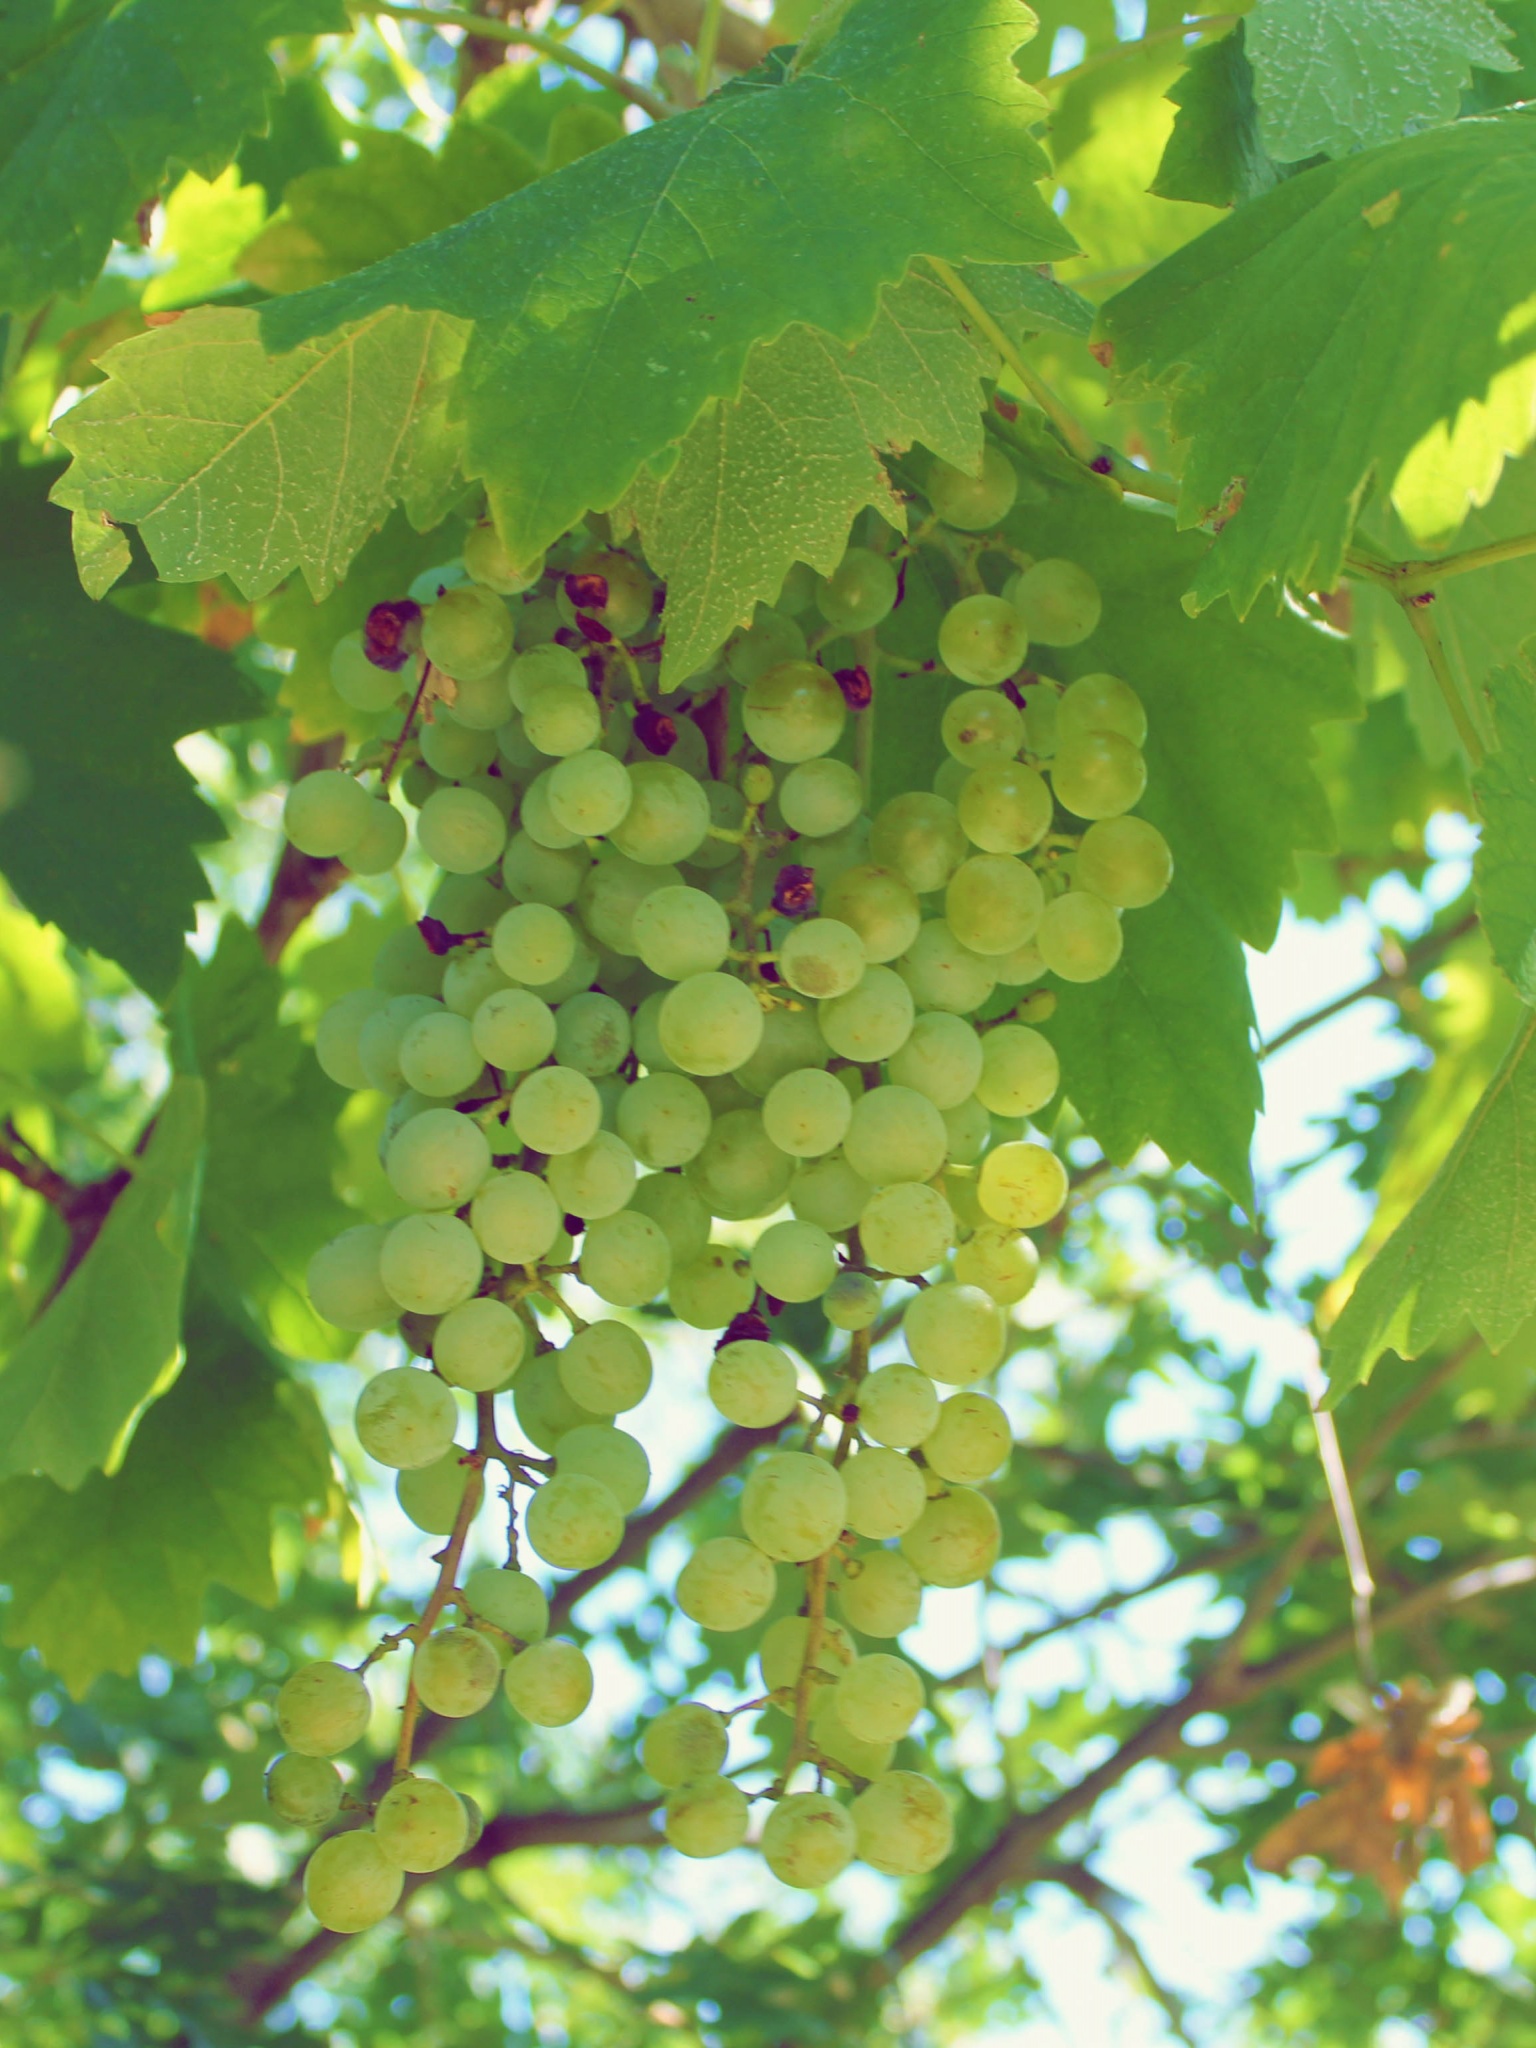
852;1769;954;1875
858;1182;955;1277
463;1565;549;1647
374;1775;469;1872
413;1627;501;1717
938;594;1029;687
664;1775;750;1857
283;769;372;857
832;1651;924;1742
277;1662;372;1757
709;1337;800;1427
470;1169;561;1264
266;1751;343;1826
303;1831;402;1932
422;582;514;679
822;1268;882;1331
463;523;543;594
1037;890;1123;982
677;1536;777;1632
741;1452;848;1563
815;546;897;631
758;1613;855;1694
976;1023;1058;1117
1057;670;1146;745
958;760;1052;855
641;1702;729;1788
1075;816;1172;907
926;444;1017;530
526;1472;625;1570
744;660;847;763
779;757;863;837
504;1638;594;1725
955;1222;1039;1304
900;1486;1002;1587
941;687;1025;766
554;1423;648;1515
354;1366;459;1470
331;629;403;711
857;1363;939;1448
977;1141;1069;1229
1008;558;1102;646
417;784;508;874
435;1295;526;1392
925;1390;1013;1484
760;1791;856;1888
1050;731;1146;820
741;760;776;804
396;1446;483;1534
842;1446;927;1540
307;1224;396;1333
904;1281;1005;1386
835;1549;923;1638
558;1321;652;1415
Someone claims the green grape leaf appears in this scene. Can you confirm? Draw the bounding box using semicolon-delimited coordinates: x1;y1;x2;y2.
1102;110;1536;618
1151;26;1290;209
0;1077;204;1491
0;897;90;1108
1246;0;1516;160
140;166;267;313
1039;880;1260;1207
0;1286;331;1694
53;302;469;601
958;260;1095;342
256;0;1073;566
0;468;252;995
1473;663;1536;1004
1324;1009;1536;1397
0;0;350;313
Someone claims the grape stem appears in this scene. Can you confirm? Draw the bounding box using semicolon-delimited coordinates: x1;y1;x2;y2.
380;658;437;791
354;3;678;122
924;256;1100;467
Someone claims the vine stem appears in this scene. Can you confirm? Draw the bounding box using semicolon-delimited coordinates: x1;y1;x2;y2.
924;256;1100;466
1041;11;1242;95
694;0;724;95
355;2;677;121
1401;596;1488;767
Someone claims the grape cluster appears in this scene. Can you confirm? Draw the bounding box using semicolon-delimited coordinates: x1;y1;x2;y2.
270;446;1171;1927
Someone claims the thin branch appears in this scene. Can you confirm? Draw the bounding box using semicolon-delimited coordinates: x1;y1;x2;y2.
1042;12;1241;96
1402;597;1488;767
1308;1394;1376;1689
1259;909;1477;1059
393;1401;495;1776
926;256;1100;464
357;2;677;120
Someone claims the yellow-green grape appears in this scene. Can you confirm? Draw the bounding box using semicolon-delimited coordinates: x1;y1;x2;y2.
842;1085;947;1186
779;917;867;1000
762;1066;853;1158
277;1662;372;1757
815;546;898;631
1075;816;1172;907
509;642;587;712
547;1130;637;1219
610;760;712;864
374;1775;469;1873
736;1003;832;1097
283;769;373;858
436;1297;525;1393
341;798;409;877
632;885;733;980
625;1171;710;1262
900;1487;1002;1587
818;966;916;1063
554;991;630;1077
749;1218;839;1302
779;757;864;837
869;792;968;894
741;1451;848;1563
303;1831;403;1933
580;1209;674;1307
742;659;848;764
945;854;1045;956
957;760;1053;855
1008;558;1102;647
442;950;514;1022
932;755;970;803
503;1638;594;1725
925;1390;1012;1484
993;938;1047;987
1037;890;1123;982
688;1109;795;1221
385;1106;491;1210
852;1769;954;1876
554;1423;649;1515
835;1549;924;1638
331;629;403;711
441;666;514;732
379;1212;484;1315
759;1613;855;1693
463;1565;549;1647
1050;730;1146;820
729;605;808;686
463;523;543;594
709;1337;800;1426
354;1366;459;1470
887;1010;984;1110
413;1627;502;1717
471;986;556;1073
547;748;633;836
858;1182;955;1277
761;1792;857;1888
510;1064;601;1154
676;1535;778;1631
926;444;1017;530
642;1702;729;1787
420;714;497;779
525;1472;625;1570
670;1244;754;1328
832;1651;923;1741
491;903;574;988
976;1023;1059;1117
811;1686;896;1780
520;768;584;850
307;1224;397;1333
658;972;765;1076
315;988;390;1091
857;1362;940;1448
822;864;922;964
842;1446;927;1540
899;919;997;1015
824;1268;882;1331
514;1352;601;1453
1057;670;1146;746
790;1155;875;1233
266;1752;344;1826
978;1140;1068;1229
422;583;514;679
955;1223;1040;1305
616;1073;711;1168
417;785;508;874
941;687;1026;768
397;1447;483;1534
665;1775;751;1857
904;1280;1005;1385
521;679;600;758
938;594;1029;687
561;549;654;638
942;1094;992;1165
558;1321;652;1415
469;1169;561;1264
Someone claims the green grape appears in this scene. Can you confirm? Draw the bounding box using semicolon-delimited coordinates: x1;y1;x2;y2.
932;754;970;803
1009;558;1102;647
941;687;1026;767
925;444;1017;530
415;1626;503;1718
823;1268;882;1331
579;1209;674;1306
743;660;847;763
283;769;373;857
560;549;654;638
741;1451;847;1563
815;546;898;631
749;1218;838;1302
428;872;504;937
887;1010;984;1109
508;643;586;712
957;760;1053;855
1051;730;1146;820
942;1093;992;1164
759;1614;855;1696
760;1792;856;1889
688;1108;795;1220
677;1535;777;1631
374;1775;469;1873
266;1751;343;1827
842;1446;927;1540
811;1686;896;1780
277;1662;372;1756
901;1271;1014;1391
976;1023;1058;1117
734;1003;831;1096
856;1362;939;1448
435;1295;526;1391
578;853;678;954
418;785;509;874
954;1222;1039;1304
519;768;584;850
354;1365;460;1470
341;798;409;876
315;988;389;1091
664;1776;750;1857
822;864;921;963
800;817;874;894
632;885;732;979
461;769;518;822
779;917;866;999
503;828;591;907
610;761;711;864
1074;815;1171;907
993;937;1046;987
642;1702;729;1787
359;993;441;1091
778;757;864;837
709;1337;800;1426
471;987;556;1074
901;1486;1001;1587
331;629;402;711
514;1352;601;1452
523;679;601;759
818;966;915;1062
832;1651;923;1741
835;1549;923;1637
402;759;443;807
852;1769;954;1876
790;1154;874;1233
843;1084;947;1187
898;919;997;1015
1037;890;1123;982
385;1107;491;1210
491;903;575;988
503;1637;594;1725
548;1130;637;1219
925;1389;1012;1484
307;1224;397;1332
945;855;1045;956
531;937;599;1005
728;606;807;687
977;1140;1068;1229
546;747;632;836
397;1446;483;1534
1057;670;1146;745
777;560;819;613
616;1073;711;1167
304;1832;403;1933
379;1212;484;1314
658;972;764;1076
557;1321;651;1416
510;1065;601;1154
463;524;543;594
420;714;498;780
555;1423;649;1514
938;594;1029;687
423;584;514;679
442;948;514;1021
463;1565;549;1646
869;792;967;893
442;666;514;732
469;1169;561;1263
762;1067;852;1158
859;1182;955;1277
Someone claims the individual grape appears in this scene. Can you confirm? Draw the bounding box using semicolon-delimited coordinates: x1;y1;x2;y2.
741;1452;847;1563
658;972;764;1076
526;1472;625;1570
443;665;515;731
688;1108;795;1220
354;1366;459;1470
341;798;409;876
1074;815;1171;907
379;1213;484;1314
925;443;1017;530
822;864;921;963
514;1353;600;1453
508;642;586;711
519;767;584;850
558;1321;652;1415
315;988;390;1092
729;604;808;685
955;1223;1040;1304
945;855;1044;956
266;1751;344;1827
331;628;403;711
556;992;630;1079
762;1067;852;1158
776;917;864;1000
993;937;1046;987
632;885;732;979
435;1295;526;1391
304;1832;403;1933
898;919;997;1015
742;659;848;763
463;523;543;594
534;938;600;1006
901;1486;1001;1587
842;1085;947;1187
420;714;498;780
1051;731;1146;820
759;1614;855;1694
852;1770;954;1876
503;1638;594;1725
307;1224;397;1332
471;987;557;1076
610;761;711;864
977;1141;1068;1229
887;1010;984;1109
818;966;915;1062
976;1023;1058;1116
761;1792;856;1889
617;1073;712;1167
823;1268;883;1331
1010;558;1102;646
524;679;602;757
842;1446;927;1540
580;1209;674;1307
418;785;508;874
463;1565;549;1646
942;1093;992;1164
858;1182;955;1276
642;1702;729;1788
676;1535;777;1631
441;948;514;1021
709;1337;800;1427
749;1218;838;1303
578;853;677;954
556;1422;649;1514
397;1446;483;1534
547;748;633;835
926;1390;1012;1484
664;1775;750;1857
932;754;970;803
469;1169;561;1264
283;769;372;858
735;1004;831;1096
562;549;654;638
938;594;1029;687
359;993;441;1090
815;546;898;631
778;757;864;837
835;1549;924;1637
811;1686;896;1781
547;1130;637;1219
491;902;575;988
428;871;504;937
423;583;514;679
856;1363;939;1448
957;759;1052;855
870;792;968;894
903;1279;1005;1386
375;1775;469;1872
385;1106;491;1210
277;1662;372;1757
1057;670;1147;745
832;1651;923;1741
510;1065;601;1154
1037;890;1123;982
941;688;1026;767
790;1154;874;1233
